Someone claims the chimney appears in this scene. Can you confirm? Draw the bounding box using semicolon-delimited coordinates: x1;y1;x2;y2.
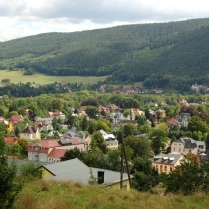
97;171;105;184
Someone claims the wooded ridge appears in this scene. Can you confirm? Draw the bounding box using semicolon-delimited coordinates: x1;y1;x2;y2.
1;17;209;91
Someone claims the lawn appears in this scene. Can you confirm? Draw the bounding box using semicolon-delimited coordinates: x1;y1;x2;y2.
0;70;107;85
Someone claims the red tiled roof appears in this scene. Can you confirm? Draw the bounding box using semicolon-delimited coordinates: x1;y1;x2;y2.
27;140;61;152
10;115;23;123
4;137;19;145
68;137;85;145
167;118;179;125
48;148;66;158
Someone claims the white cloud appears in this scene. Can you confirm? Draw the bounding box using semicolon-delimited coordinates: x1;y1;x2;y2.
0;0;209;41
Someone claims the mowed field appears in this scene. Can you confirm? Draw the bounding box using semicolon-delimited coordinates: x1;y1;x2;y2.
0;70;107;85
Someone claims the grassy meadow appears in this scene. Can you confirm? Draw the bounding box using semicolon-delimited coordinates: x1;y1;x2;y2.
14;180;209;209
0;70;107;85
0;70;143;87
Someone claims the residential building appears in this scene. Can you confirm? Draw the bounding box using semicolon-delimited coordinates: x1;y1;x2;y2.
36;117;53;124
20;126;41;141
176;113;191;127
27;140;61;162
48;149;67;163
4;137;19;145
40;158;133;191
10;115;23;125
34;120;53;131
99;129;118;149
171;137;206;155
166;117;180;128
0;117;9;125
48;111;66;120
27;137;86;162
152;152;184;174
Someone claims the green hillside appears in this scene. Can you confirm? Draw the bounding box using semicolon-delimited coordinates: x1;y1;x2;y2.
14;180;209;209
1;18;209;91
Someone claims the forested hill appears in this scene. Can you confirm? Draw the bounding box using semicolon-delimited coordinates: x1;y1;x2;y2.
1;17;209;91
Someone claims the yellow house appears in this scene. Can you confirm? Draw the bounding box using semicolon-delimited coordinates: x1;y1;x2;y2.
40;158;132;191
152;152;184;174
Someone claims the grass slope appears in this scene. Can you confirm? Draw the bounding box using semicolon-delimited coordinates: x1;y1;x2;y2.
14;180;209;209
0;70;107;85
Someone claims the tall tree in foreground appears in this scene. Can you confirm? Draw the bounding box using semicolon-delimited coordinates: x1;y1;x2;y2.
0;137;23;209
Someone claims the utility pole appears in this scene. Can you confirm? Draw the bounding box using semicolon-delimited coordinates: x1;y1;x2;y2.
123;142;132;189
120;125;124;189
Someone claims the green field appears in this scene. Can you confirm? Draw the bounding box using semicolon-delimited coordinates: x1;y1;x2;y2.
0;70;143;87
0;70;107;85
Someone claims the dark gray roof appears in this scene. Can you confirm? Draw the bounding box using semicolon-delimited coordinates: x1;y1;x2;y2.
44;158;132;186
173;137;198;149
152;153;183;165
183;138;197;149
63;130;85;139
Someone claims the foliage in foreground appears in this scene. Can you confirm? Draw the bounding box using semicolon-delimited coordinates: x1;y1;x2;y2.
162;153;209;195
0;138;23;209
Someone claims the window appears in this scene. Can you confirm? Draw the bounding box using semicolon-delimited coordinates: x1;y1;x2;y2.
164;166;167;172
179;148;181;152
170;167;173;172
160;165;163;171
156;165;158;170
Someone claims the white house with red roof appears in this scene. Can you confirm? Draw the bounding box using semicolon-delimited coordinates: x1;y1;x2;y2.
27;137;87;162
48;149;67;163
47;110;66;120
27;140;62;162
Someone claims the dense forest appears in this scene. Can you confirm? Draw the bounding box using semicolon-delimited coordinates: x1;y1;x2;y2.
1;18;209;92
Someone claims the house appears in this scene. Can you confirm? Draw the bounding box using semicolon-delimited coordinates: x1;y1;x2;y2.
57;138;86;152
48;149;67;163
171;137;206;155
36;117;53;125
109;112;123;126
152;152;184;174
179;99;189;106
27;140;61;162
99;130;118;149
84;135;92;150
20;126;41;141
166;118;180;128
78;106;87;115
98;105;110;114
130;108;145;116
40;158;132;191
4;137;19;145
28;137;87;162
10;115;23;125
176;113;191;127
0;117;9;125
48;111;66;120
34;120;53;131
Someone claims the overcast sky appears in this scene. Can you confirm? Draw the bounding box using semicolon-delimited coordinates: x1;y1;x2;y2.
1;0;209;42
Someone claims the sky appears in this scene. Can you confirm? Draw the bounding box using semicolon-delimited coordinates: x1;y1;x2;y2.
1;0;209;42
